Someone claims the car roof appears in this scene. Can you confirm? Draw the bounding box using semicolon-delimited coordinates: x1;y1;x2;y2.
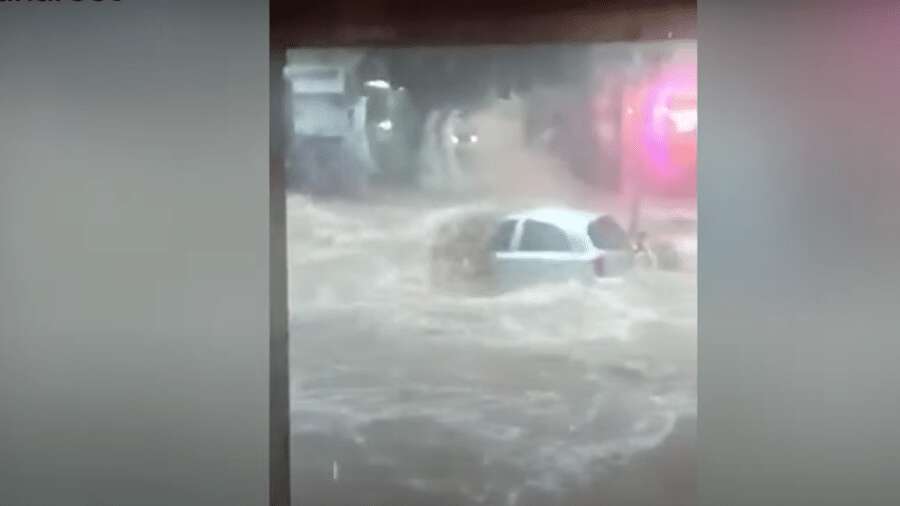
504;206;611;236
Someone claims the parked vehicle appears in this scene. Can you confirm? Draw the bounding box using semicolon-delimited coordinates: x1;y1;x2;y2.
283;50;376;196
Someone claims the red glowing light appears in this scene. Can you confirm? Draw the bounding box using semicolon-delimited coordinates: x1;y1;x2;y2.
617;57;697;197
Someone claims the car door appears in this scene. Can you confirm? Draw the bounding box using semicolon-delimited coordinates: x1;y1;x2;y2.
493;219;586;288
489;218;521;287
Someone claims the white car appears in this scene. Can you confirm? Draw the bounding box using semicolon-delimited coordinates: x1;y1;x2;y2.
488;207;649;290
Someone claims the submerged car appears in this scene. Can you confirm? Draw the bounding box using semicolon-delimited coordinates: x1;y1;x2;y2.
429;206;653;293
489;207;650;289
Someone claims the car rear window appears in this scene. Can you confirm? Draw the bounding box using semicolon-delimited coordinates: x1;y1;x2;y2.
519;220;570;252
588;216;630;250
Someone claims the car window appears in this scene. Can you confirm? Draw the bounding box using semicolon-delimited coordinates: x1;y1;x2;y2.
518;220;570;252
588;216;630;250
490;219;517;252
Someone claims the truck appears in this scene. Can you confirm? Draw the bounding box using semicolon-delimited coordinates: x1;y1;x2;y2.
283;49;377;196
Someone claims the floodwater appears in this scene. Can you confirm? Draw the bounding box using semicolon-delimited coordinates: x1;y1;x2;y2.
287;191;697;505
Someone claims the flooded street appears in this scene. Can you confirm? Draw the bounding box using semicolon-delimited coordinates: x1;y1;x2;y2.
283;39;697;505
287;193;696;505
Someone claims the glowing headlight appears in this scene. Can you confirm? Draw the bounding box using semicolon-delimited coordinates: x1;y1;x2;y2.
365;79;391;90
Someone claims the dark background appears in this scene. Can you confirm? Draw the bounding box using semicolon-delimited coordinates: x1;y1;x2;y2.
4;1;900;505
271;0;695;47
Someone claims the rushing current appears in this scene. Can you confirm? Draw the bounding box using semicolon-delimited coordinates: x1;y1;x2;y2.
287;189;697;506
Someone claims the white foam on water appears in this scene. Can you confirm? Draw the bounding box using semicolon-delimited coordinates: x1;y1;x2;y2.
287;191;696;500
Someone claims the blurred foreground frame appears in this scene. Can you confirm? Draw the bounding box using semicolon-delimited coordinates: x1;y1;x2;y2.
269;1;696;505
